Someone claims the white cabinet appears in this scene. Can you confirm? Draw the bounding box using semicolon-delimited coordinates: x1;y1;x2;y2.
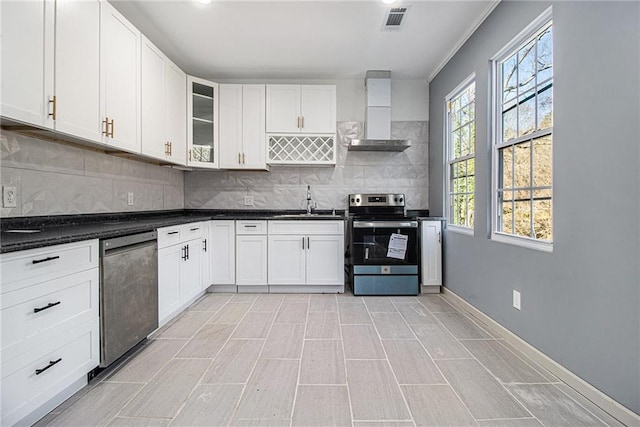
210;221;236;288
200;221;211;289
0;0;54;129
266;85;336;134
236;220;267;291
188;76;219;168
157;223;204;325
100;0;141;153
54;0;101;143
219;84;267;170
266;85;336;165
0;240;99;427
267;221;344;292
141;36;186;165
420;220;443;292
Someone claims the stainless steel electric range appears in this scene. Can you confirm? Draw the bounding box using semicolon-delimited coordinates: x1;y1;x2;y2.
347;193;420;296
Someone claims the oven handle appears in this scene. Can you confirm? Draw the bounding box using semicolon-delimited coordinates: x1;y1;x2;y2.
352;221;418;228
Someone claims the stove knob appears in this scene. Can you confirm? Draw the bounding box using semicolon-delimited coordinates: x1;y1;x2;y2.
399;197;404;203
350;198;355;203
356;198;360;203
394;197;398;202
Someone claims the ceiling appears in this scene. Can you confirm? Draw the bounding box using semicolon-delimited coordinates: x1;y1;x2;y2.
111;0;498;82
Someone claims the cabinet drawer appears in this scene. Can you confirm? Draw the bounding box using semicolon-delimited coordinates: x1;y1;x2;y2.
1;319;99;427
268;220;344;235
236;220;267;235
157;225;182;248
182;222;203;240
1;268;99;363
0;240;98;292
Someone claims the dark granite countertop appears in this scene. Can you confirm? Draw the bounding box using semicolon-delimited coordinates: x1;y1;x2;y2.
0;209;347;254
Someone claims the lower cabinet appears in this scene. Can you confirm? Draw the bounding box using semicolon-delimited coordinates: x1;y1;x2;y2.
420;220;443;292
0;240;100;427
235;220;268;291
157;223;204;326
210;220;236;291
200;221;211;290
267;221;344;292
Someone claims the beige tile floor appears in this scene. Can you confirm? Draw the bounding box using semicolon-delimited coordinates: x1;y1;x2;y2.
37;292;626;427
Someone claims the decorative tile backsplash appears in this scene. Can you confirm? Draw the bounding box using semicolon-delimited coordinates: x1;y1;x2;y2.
185;121;429;211
0;131;184;217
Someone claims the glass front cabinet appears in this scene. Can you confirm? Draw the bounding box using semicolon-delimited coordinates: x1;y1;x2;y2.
187;76;219;168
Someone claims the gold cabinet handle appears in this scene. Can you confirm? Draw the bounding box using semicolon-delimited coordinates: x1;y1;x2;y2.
102;117;110;136
189;149;192;161
48;96;57;120
169;141;172;156
242;153;245;164
238;153;241;164
109;119;115;138
297;116;301;129
165;142;169;156
301;116;304;129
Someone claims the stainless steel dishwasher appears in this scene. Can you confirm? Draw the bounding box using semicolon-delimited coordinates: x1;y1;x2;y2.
100;231;158;367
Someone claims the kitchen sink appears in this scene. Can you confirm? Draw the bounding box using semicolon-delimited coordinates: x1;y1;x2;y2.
274;213;342;219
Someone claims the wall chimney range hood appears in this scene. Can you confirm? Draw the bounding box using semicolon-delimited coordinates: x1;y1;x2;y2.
349;70;411;152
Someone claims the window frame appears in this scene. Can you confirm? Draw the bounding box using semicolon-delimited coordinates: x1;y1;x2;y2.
445;73;476;235
490;7;554;252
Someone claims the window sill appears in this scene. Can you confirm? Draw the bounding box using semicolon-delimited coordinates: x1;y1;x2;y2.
446;225;474;236
491;232;553;253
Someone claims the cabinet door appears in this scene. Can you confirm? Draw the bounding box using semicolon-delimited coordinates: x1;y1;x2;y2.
236;235;267;286
181;238;202;303
306;235;344;286
200;222;211;290
242;85;267;169
268;235;306;285
421;222;442;287
218;84;243;169
165;60;187;165
188;76;219;168
0;0;54;128
301;85;336;133
211;221;235;285
158;245;182;322
100;1;140;153
54;0;101;143
266;85;300;133
140;37;166;161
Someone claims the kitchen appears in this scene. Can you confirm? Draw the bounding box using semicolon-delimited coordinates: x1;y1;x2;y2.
1;0;639;426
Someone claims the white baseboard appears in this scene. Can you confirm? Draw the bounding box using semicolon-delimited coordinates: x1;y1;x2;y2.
442;288;639;427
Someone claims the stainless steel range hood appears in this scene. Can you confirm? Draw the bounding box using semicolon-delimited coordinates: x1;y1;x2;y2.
349;70;411;152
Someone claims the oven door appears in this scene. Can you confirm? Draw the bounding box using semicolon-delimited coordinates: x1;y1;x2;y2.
351;221;418;265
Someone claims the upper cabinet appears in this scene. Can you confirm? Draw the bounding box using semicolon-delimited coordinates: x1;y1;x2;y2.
0;0;54;129
219;84;267;170
266;84;336;166
100;0;141;154
266;85;336;134
141;36;186;165
187;76;219;169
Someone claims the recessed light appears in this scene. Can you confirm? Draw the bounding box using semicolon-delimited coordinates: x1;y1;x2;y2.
382;0;398;4
197;0;212;4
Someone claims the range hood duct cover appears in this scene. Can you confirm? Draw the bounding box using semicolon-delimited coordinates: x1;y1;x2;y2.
348;70;411;152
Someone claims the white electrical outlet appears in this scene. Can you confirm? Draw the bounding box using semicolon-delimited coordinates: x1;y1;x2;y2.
3;186;17;208
127;192;134;206
513;290;521;310
244;195;254;206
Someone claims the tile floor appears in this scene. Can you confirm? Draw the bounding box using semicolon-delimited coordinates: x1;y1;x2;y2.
37;292;626;427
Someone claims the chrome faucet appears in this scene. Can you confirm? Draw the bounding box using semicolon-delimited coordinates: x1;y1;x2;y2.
306;185;317;214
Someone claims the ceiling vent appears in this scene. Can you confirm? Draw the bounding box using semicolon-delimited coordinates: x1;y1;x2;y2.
382;7;408;31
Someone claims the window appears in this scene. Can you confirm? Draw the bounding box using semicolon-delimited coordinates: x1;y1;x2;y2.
446;77;476;231
492;11;553;249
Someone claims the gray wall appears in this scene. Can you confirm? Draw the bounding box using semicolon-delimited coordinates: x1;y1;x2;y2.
185;121;429;211
429;0;639;414
0;130;184;217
